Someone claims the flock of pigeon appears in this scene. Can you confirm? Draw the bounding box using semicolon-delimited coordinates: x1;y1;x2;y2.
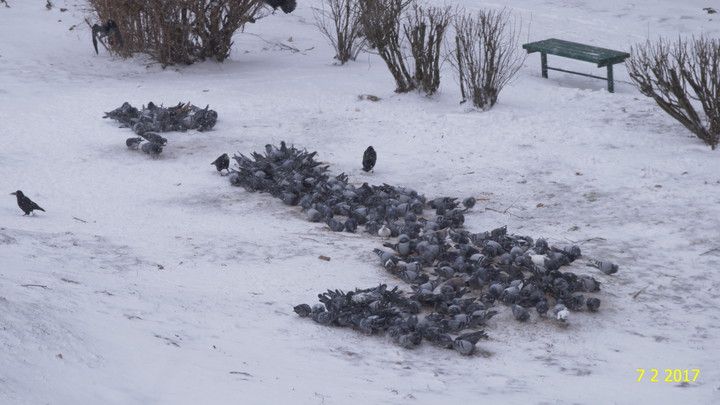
10;116;618;356
103;101;218;157
224;142;618;355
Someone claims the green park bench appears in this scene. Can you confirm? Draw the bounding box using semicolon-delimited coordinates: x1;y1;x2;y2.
522;38;630;93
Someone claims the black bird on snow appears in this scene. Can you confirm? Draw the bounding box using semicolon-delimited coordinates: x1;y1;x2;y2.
362;146;376;172
211;153;230;175
11;190;45;215
92;20;124;54
263;0;297;14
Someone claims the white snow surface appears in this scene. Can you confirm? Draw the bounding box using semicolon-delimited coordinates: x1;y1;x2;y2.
1;1;720;404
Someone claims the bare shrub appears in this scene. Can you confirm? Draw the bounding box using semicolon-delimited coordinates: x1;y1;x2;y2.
359;0;415;92
87;0;263;65
404;4;452;95
313;0;366;64
627;36;720;149
450;8;525;110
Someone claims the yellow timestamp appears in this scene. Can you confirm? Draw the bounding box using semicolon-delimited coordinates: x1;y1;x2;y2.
636;369;700;382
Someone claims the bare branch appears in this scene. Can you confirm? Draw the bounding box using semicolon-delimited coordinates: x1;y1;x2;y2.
313;0;366;64
627;36;720;149
86;0;264;65
450;8;525;110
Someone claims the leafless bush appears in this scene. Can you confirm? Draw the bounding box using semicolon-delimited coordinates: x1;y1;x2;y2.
627;36;720;149
450;8;525;110
87;0;263;66
358;0;452;95
359;0;415;92
404;4;452;95
313;0;366;64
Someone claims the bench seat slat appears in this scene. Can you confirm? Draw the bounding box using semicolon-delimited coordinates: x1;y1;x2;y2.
522;38;629;93
522;38;629;66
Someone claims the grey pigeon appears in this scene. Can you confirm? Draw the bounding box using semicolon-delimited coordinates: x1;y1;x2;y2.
586;298;601;312
453;339;475;355
305;208;322;222
126;137;143;150
141;141;163;158
141;132;167;146
590;260;619;275
512;304;530;322
462;197;476;209
536;298;549;316
293;304;312;317
325;217;345;232
456;330;488;345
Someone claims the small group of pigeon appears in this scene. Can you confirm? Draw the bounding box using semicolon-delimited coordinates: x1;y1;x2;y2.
294;284;492;355
103;101;218;158
220;142;619;355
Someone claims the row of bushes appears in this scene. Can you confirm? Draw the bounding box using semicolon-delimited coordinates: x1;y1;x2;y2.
88;0;719;149
88;0;263;65
315;0;525;110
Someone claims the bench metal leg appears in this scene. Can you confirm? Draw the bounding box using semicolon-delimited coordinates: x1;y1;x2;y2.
541;53;548;78
607;64;614;93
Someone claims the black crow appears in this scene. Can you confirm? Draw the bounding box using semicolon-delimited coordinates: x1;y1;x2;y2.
211;153;230;175
263;0;297;14
362;146;376;172
11;190;45;215
92;20;124;54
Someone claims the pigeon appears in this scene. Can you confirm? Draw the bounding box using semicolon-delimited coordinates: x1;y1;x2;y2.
512;304;530;322
92;19;124;54
586;298;601;312
325;217;345;232
11;190;45;215
554;303;570;322
141;141;163;158
457;330;488;345
536;298;549;316
293;303;312;317
263;0;296;14
378;224;391;238
589;260;619;275
305;208;322;222
462;197;476;209
211;153;230;175
141;132;167;146
362;146;376;172
126;137;143;150
453;339;475;355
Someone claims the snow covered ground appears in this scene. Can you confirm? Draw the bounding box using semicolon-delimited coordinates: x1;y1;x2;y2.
1;0;719;404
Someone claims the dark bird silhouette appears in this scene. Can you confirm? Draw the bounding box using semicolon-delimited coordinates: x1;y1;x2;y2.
263;0;297;14
92;20;124;54
362;146;376;172
211;153;230;175
11;190;45;215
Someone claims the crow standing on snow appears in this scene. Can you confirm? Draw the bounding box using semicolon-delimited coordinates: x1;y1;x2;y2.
263;0;297;14
10;190;45;215
211;153;230;175
362;146;376;172
92;19;124;54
